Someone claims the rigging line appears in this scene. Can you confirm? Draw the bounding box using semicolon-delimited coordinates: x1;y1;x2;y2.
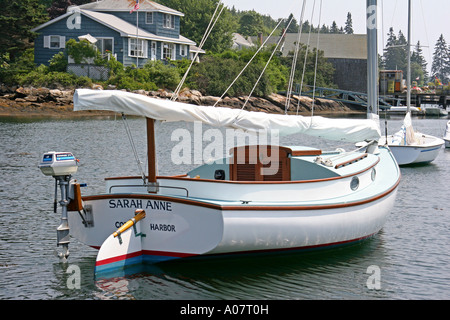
241;17;296;111
296;0;317;115
171;1;224;101
213;17;287;108
310;0;323;119
381;0;385;57
419;0;432;73
285;0;307;114
121;113;146;183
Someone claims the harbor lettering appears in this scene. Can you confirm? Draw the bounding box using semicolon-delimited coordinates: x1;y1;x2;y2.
150;223;176;232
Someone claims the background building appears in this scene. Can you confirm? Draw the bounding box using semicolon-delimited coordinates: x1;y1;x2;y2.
255;33;368;93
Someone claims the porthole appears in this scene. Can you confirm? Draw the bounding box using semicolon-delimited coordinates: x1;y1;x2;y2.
371;168;376;181
350;176;359;191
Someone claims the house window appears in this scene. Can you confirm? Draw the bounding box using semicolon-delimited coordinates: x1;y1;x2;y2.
96;38;114;57
180;45;187;57
151;42;157;60
163;14;175;29
162;43;175;60
44;35;66;49
146;12;153;24
129;38;147;58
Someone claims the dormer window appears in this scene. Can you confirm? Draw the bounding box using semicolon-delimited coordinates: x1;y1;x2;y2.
163;14;175;29
146;12;153;24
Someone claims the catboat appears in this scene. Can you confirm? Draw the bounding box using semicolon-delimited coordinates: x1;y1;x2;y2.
38;0;400;276
58;88;399;275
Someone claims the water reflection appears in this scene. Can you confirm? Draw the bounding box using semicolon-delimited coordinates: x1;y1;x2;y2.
94;236;388;300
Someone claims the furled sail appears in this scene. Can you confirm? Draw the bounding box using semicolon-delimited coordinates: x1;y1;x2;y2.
73;89;381;143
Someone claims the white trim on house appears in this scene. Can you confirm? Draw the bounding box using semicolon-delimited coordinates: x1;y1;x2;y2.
95;37;114;57
145;12;153;24
179;44;187;57
128;38;148;58
43;35;66;49
163;14;175;29
150;41;157;60
161;42;175;60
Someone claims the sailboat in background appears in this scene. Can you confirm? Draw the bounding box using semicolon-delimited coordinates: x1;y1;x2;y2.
444;121;450;148
379;0;444;165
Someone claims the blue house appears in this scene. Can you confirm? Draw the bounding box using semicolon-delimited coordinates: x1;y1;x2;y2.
32;0;198;68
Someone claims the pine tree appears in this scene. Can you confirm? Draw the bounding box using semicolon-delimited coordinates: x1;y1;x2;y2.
285;13;299;33
411;41;428;85
0;0;48;62
330;21;339;34
431;34;450;84
344;12;354;34
382;28;397;70
382;28;408;74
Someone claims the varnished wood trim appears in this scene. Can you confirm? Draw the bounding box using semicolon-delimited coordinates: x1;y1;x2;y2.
334;153;368;169
291;149;322;156
147;118;157;184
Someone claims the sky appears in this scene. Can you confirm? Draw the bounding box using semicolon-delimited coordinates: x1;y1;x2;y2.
221;0;450;72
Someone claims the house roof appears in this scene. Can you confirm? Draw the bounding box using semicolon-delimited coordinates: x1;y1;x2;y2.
255;33;367;60
232;33;254;49
32;8;195;46
81;10;194;45
79;0;184;16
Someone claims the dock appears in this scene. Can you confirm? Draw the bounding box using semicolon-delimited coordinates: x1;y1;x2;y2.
282;85;449;115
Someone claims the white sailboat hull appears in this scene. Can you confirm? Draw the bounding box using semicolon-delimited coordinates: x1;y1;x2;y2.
380;134;444;165
91;189;397;273
444;121;450;148
65;146;400;274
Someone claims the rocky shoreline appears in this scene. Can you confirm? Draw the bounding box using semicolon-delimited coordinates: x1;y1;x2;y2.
0;85;361;118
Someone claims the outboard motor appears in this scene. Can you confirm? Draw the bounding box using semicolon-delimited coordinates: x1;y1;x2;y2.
39;152;79;262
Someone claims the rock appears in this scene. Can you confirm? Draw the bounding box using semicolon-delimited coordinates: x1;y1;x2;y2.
200;95;220;106
0;85;357;117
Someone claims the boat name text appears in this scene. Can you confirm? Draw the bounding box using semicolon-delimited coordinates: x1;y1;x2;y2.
109;199;172;211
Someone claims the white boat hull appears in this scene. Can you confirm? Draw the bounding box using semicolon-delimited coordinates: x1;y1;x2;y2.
444;121;450;148
91;187;397;274
65;146;400;274
380;134;444;165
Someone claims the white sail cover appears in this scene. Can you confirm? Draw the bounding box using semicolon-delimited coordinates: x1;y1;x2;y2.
73;89;381;143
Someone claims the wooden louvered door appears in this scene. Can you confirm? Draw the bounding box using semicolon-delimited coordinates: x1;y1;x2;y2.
230;145;291;182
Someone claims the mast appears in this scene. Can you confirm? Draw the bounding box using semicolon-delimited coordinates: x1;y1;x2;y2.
146;118;157;192
406;0;412;112
366;0;378;116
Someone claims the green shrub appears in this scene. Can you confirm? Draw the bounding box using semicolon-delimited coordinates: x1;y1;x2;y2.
66;39;98;64
48;51;68;72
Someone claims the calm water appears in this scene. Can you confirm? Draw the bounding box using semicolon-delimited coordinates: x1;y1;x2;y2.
1;113;449;301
